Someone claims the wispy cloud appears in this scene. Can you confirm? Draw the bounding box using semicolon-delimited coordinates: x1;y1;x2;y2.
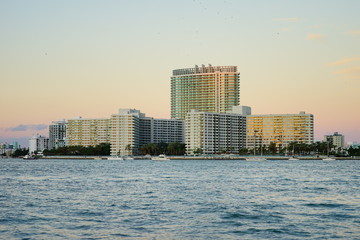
279;27;291;32
273;17;300;22
347;30;360;36
6;124;48;132
334;67;360;75
306;33;325;41
327;57;360;67
328;57;360;82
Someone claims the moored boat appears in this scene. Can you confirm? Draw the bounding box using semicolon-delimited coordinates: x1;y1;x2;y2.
107;156;124;160
151;154;170;161
23;155;38;160
246;157;267;161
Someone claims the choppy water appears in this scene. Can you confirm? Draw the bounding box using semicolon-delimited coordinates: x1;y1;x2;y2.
0;158;359;240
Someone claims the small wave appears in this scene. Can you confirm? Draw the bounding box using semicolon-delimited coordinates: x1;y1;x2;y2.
304;203;346;208
222;212;261;220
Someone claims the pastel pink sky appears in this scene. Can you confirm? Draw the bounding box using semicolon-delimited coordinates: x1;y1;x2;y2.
1;1;360;146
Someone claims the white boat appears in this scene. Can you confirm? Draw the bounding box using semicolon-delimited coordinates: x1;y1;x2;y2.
107;156;124;160
288;157;299;160
246;157;267;161
322;157;336;161
151;154;170;161
124;156;134;160
23;154;38;160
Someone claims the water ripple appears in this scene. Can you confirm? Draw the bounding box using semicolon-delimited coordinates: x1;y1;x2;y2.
0;158;359;239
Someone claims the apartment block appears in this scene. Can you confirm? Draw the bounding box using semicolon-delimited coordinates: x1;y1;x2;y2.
324;132;345;148
49;120;67;149
185;106;248;155
66;117;110;147
29;134;49;154
246;112;314;150
171;64;240;119
110;109;184;156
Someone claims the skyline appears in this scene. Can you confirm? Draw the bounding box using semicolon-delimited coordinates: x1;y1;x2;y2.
1;0;360;146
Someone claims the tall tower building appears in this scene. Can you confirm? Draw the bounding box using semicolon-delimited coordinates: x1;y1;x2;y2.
171;64;240;119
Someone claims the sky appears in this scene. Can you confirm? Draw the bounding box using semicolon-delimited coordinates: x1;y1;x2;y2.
1;0;360;147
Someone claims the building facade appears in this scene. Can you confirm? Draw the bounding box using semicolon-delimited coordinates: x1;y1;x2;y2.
324;132;345;148
246;112;314;150
110;109;142;156
171;64;240;119
66;117;110;147
110;109;184;156
49;120;67;150
185;106;248;155
29;134;49;154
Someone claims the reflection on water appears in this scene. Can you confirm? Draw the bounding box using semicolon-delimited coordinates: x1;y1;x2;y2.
0;159;359;239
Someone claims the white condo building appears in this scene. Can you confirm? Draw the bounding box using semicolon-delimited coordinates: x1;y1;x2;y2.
110;109;142;156
49;120;67;149
185;106;249;155
324;132;345;149
110;109;184;156
29;134;49;154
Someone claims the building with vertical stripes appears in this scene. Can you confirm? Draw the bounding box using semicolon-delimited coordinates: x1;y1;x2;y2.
49;120;67;150
66;117;110;147
185;106;249;155
171;64;240;119
246;112;314;150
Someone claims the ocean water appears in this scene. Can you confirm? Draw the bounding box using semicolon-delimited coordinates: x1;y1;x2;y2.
0;159;359;240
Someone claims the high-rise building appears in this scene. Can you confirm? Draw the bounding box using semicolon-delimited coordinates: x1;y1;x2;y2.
171;64;240;119
246;111;314;150
29;134;49;154
324;132;345;148
185;106;249;155
66;117;110;147
110;109;142;156
110;109;184;156
49;120;67;150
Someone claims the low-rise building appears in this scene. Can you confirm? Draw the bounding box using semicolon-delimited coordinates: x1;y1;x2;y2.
29;134;49;154
324;132;345;149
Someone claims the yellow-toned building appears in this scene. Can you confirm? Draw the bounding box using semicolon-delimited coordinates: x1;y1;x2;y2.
66;117;110;147
246;112;313;150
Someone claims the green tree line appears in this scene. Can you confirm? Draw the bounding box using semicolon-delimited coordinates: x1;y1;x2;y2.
139;142;185;156
43;143;111;156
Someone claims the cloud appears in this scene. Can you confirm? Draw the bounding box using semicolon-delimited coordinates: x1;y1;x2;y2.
327;57;360;82
347;30;360;36
273;18;299;22
334;67;360;75
279;27;291;32
7;124;48;132
327;57;360;67
332;66;360;82
306;33;325;41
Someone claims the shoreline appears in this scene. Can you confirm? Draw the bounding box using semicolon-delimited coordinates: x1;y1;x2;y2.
36;156;360;160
